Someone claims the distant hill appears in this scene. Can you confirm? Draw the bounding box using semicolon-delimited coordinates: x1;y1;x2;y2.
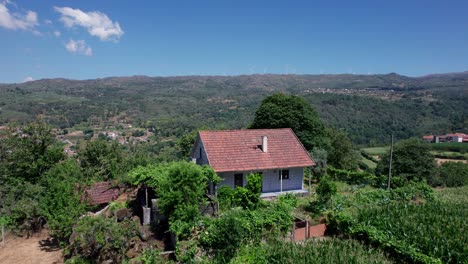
0;73;467;145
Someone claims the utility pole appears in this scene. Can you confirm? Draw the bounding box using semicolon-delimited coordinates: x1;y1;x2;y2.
387;134;394;189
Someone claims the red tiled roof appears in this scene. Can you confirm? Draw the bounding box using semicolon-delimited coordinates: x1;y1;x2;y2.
422;135;433;140
198;128;314;172
84;181;119;205
446;133;467;137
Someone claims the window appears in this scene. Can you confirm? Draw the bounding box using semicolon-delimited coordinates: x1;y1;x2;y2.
199;147;202;159
279;169;289;180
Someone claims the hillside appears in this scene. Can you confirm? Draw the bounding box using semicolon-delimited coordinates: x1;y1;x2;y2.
0;73;467;145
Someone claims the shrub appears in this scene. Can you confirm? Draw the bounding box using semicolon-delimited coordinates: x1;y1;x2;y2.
327;166;378;185
40;160;87;243
199;200;294;262
438;162;468;187
217;173;263;211
316;175;337;203
67;216;139;263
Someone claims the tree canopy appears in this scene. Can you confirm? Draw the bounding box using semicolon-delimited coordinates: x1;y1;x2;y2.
376;138;436;186
250;93;329;151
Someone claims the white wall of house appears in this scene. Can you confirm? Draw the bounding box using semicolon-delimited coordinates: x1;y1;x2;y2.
217;167;304;193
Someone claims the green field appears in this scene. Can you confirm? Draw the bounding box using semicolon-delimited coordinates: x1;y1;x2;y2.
361;156;377;169
357;200;467;263
233;238;394;264
361;147;389;156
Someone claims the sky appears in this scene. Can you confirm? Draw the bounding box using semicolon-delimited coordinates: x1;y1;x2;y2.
1;0;468;83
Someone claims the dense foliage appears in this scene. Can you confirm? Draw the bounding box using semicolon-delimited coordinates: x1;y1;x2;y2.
232;238;394;264
353;201;467;263
40;160;87;242
67;216;139;263
250;93;329;150
436;162;468;187
217;173;262;210
1;74;467;147
376;138;436;187
199;197;295;263
158;162;219;238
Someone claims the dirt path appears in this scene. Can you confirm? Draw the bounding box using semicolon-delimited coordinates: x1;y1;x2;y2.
435;158;468;165
0;230;63;264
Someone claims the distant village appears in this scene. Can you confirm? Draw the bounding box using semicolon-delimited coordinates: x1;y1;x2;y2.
423;133;468;143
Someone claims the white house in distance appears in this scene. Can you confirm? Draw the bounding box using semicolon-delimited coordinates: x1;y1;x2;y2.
190;128;315;197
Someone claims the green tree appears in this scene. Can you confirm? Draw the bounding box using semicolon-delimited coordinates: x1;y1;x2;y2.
250;93;329;150
176;130;197;158
438;162;468;187
327;128;359;170
376;138;436;186
157;162;219;238
316;175;337;204
78;139;125;181
0;120;65;184
40;160;87;243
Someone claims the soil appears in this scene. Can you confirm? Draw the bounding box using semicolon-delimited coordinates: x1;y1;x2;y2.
0;230;63;264
435;158;468;165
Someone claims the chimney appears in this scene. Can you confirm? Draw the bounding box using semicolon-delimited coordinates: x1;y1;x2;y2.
261;136;268;153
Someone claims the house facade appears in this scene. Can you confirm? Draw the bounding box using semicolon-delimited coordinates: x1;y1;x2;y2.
191;128;315;196
423;133;468;143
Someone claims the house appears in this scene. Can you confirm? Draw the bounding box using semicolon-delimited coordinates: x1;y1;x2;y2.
429;133;468;143
191;128;315;197
446;133;467;143
422;135;434;143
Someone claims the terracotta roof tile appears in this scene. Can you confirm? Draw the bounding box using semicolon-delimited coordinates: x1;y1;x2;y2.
84;181;119;205
199;128;314;172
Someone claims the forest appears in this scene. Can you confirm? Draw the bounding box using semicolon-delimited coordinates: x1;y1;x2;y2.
0;72;467;146
0;74;467;263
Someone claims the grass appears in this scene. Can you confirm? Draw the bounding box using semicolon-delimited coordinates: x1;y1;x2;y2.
361;147;389;156
437;185;468;204
361;156;377;169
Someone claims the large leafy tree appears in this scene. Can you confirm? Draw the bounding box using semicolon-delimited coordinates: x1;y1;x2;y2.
0;120;65;184
250;93;329;150
78;139;125;181
158;162;219;238
0;120;65;231
40;160;87;242
376;138;436;186
327;128;359;170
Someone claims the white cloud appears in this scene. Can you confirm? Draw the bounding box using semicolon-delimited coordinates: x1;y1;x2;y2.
54;6;123;41
65;39;92;56
0;1;39;32
53;30;60;37
22;76;33;82
44;19;52;24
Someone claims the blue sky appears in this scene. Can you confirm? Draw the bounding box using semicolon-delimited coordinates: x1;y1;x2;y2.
1;0;468;83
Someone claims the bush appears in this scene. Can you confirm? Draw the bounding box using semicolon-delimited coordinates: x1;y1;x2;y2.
327;167;378;186
0;180;44;234
217;173;263;210
438;162;468;187
199;200;294;262
316;175;337;203
67;216;139;263
40;160;87;243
